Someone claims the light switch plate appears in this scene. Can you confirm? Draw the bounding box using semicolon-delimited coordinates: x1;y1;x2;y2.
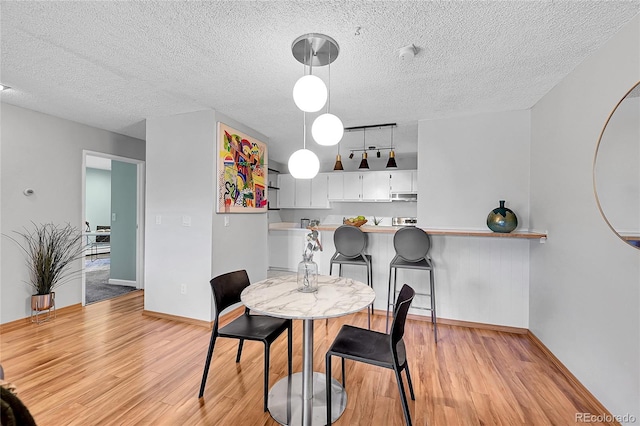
182;215;191;227
155;215;162;225
224;215;229;227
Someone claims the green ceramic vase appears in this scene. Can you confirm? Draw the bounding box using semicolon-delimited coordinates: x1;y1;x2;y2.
487;200;518;233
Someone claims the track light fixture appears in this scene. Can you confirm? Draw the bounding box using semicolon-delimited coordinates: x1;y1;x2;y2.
345;123;399;168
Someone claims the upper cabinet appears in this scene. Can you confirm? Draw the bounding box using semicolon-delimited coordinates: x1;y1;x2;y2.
277;173;296;208
327;173;344;200
277;173;330;209
311;174;330;208
278;170;416;207
343;171;391;201
389;170;418;193
362;172;391;201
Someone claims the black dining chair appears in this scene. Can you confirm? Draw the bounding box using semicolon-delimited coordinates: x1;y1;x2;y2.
325;284;416;425
198;270;293;412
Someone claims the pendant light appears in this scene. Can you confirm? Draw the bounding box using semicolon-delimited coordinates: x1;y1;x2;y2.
288;112;320;179
386;126;398;168
292;34;338;114
359;128;369;169
293;75;327;113
333;143;344;170
311;45;343;146
289;33;339;179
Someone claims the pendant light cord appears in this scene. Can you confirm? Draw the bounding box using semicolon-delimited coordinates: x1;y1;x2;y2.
363;128;366;149
327;48;331;113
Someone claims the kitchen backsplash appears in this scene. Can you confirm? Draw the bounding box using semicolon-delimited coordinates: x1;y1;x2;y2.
277;201;417;226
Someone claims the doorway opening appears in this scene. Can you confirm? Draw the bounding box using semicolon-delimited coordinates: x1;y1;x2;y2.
82;151;145;305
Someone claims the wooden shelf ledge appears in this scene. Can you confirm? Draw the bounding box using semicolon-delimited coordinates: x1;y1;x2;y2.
309;224;547;239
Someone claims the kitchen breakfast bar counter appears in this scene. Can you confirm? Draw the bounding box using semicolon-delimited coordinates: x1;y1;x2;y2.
268;222;545;330
308;224;547;239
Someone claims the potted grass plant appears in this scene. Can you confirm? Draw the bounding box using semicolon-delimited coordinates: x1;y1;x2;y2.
6;222;85;312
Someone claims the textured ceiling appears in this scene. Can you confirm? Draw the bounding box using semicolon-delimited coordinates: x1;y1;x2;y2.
1;1;639;166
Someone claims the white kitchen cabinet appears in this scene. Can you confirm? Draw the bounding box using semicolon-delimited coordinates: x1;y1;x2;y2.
295;179;311;207
268;230;306;271
342;171;391;201
362;171;391;201
327;173;344;200
311;174;329;208
390;170;418;192
277;173;331;208
343;172;362;200
277;174;295;208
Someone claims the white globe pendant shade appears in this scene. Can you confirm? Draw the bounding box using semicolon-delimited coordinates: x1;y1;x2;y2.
312;113;344;146
288;149;320;179
293;75;327;112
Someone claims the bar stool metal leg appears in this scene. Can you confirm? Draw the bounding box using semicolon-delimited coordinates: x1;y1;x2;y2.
385;265;397;333
430;267;437;343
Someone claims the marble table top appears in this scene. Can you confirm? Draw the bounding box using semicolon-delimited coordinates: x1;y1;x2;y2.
241;275;375;320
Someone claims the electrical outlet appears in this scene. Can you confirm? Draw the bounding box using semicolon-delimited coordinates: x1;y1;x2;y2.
155;215;162;225
180;284;187;295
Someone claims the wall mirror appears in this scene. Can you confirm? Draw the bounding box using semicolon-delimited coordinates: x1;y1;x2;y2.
594;80;640;249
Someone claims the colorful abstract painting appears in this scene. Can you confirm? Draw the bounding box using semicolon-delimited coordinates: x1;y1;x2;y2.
216;122;268;213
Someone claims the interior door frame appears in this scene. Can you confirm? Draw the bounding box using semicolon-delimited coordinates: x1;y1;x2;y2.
81;150;145;305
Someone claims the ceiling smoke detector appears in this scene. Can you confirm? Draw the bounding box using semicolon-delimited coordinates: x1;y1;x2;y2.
399;44;416;61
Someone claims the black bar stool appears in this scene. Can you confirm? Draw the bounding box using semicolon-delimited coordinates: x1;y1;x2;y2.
329;225;373;329
386;226;437;342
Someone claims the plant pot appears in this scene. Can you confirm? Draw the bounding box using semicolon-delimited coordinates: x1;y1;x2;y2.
31;292;55;311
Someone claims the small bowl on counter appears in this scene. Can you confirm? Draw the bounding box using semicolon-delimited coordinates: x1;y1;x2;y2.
343;218;368;227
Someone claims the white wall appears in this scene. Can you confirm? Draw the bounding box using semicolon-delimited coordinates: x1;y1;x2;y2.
145;110;268;322
415;109;532;328
210;112;268;286
418;109;531;231
0;103;145;323
530;15;639;419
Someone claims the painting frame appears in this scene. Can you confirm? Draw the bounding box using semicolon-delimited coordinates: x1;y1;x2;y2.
216;122;268;214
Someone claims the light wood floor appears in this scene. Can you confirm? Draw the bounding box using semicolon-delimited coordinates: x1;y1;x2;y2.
0;291;611;425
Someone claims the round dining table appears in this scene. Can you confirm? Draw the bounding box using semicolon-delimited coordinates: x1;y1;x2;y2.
241;274;375;426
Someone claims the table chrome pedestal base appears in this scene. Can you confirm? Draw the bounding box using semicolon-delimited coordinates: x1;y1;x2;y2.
268;372;347;426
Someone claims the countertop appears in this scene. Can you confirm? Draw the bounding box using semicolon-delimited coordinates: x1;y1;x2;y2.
269;223;547;239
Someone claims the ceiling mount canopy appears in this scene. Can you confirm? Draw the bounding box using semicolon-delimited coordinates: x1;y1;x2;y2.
292;33;340;67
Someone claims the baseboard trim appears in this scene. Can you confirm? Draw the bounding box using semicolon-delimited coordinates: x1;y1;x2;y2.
437;317;528;334
142;310;212;328
141;306;245;329
107;278;136;287
0;303;83;333
527;331;618;425
371;308;528;334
